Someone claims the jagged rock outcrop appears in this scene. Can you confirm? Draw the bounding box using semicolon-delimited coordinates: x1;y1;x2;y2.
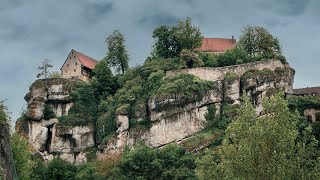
99;60;295;156
17;60;295;162
0;123;17;180
16;78;95;163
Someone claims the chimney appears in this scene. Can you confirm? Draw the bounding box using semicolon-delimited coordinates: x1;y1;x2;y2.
231;36;236;43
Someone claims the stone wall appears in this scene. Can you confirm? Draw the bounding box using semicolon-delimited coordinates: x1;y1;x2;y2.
166;60;292;93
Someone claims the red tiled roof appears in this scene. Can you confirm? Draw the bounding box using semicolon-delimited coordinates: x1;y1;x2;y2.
73;50;98;69
196;38;236;52
293;87;320;97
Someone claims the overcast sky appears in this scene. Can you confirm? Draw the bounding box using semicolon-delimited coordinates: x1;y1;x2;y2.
1;0;320;122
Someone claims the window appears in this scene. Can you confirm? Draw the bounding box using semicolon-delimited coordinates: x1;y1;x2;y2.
74;69;76;72
75;62;77;65
67;64;69;67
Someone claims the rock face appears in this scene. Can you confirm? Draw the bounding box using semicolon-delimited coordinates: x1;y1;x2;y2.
99;60;295;155
17;60;296;161
0;123;17;180
16;78;95;163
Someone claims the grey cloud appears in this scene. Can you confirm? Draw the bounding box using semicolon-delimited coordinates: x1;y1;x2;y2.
138;13;179;27
83;1;114;23
0;23;29;41
257;0;311;16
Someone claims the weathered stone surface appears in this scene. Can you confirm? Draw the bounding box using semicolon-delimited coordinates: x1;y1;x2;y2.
149;105;208;147
25;78;77;120
51;125;95;153
28;121;49;151
100;60;295;155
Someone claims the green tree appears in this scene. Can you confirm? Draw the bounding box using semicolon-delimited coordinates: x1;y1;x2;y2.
108;144;196;179
152;17;203;58
238;26;281;57
37;59;53;79
11;133;35;180
104;30;129;74
206;93;320;179
75;163;101;180
91;60;117;98
43;158;77;180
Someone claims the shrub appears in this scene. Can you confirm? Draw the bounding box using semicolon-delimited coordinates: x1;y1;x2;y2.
288;96;320;115
198;52;219;67
58;115;92;127
224;72;239;82
155;74;214;101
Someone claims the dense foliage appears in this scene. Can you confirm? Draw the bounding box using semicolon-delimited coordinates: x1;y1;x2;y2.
155;73;214;101
108;145;197;180
31;158;101;180
288;96;320;115
152;17;203;58
11;133;35;180
238;26;282;57
196;93;320;179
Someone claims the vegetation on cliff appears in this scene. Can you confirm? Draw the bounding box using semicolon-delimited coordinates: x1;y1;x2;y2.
195;93;320;179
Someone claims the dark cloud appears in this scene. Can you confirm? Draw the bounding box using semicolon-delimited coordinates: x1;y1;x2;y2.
138;13;179;27
83;1;114;23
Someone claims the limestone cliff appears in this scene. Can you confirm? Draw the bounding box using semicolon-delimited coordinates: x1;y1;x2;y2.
0;123;17;180
99;60;295;156
16;60;295;162
16;78;95;163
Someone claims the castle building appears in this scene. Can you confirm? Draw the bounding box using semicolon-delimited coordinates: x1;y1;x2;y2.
196;37;236;53
60;49;98;81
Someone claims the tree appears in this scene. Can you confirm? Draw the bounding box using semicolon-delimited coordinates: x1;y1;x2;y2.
0;100;9;124
208;93;320;179
108;144;196;179
91;60;117;98
152;17;203;58
11;133;35;180
104;30;129;74
238;26;282;57
37;59;53;79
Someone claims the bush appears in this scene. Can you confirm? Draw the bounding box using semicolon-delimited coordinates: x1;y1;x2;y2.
198;52;219;67
288;96;320;115
224;72;239;82
108;144;197;179
155;74;214;101
217;46;248;67
58;115;92;127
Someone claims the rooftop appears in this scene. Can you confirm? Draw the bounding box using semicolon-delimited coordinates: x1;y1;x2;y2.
293;86;320;97
196;37;236;52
